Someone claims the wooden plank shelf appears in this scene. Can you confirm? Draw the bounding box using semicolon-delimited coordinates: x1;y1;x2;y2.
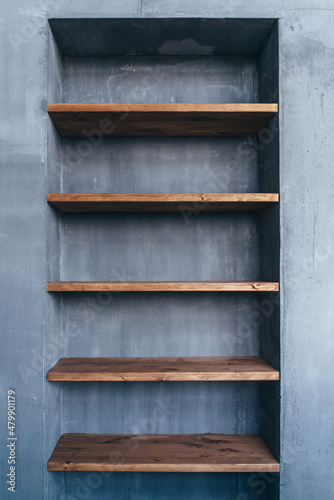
47;281;279;292
48;433;280;472
47;193;279;212
47;356;279;382
47;103;278;137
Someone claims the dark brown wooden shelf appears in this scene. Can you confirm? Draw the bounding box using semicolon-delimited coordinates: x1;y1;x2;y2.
47;103;278;137
47;356;279;382
48;433;280;472
47;281;279;292
47;193;279;212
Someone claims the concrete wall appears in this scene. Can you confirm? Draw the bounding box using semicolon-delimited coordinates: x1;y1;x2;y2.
54;35;267;499
1;2;334;500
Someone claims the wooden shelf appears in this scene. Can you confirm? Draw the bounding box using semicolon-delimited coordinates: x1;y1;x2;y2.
47;356;279;382
47;281;279;292
47;193;279;212
48;433;280;472
47;103;278;137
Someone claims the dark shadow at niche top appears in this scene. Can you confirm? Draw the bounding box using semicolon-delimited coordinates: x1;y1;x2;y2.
48;18;277;57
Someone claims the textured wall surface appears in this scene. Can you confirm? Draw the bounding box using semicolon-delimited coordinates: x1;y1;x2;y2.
55;41;267;499
1;2;334;500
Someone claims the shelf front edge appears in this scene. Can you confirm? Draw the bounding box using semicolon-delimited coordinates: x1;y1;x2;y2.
46;282;280;292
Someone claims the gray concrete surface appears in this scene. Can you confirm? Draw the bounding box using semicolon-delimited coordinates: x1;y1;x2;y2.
1;3;334;499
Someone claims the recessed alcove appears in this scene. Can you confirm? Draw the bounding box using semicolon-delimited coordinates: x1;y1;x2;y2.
47;17;279;500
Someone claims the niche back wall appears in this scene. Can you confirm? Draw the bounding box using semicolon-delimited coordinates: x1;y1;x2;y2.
47;18;279;500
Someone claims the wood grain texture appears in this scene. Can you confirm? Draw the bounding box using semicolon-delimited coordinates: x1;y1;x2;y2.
47;193;279;212
47;356;279;381
47;103;278;137
47;433;280;472
46;281;279;292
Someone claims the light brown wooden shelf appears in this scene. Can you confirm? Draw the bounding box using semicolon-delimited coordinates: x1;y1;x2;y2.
47;103;278;137
47;356;279;382
47;281;279;292
48;433;280;472
47;193;279;212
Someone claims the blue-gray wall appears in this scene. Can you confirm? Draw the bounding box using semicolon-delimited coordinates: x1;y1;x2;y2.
1;2;334;500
